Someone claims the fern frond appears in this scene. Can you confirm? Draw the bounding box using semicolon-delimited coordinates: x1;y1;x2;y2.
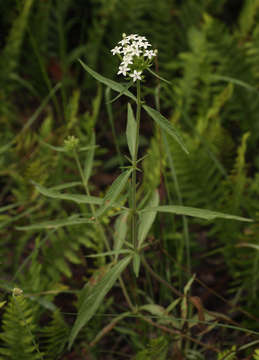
0;0;34;91
134;336;169;360
217;346;237;360
41;310;69;359
238;0;259;36
0;293;43;360
253;348;259;360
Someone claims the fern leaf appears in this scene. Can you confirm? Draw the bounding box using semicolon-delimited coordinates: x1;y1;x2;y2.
0;294;43;360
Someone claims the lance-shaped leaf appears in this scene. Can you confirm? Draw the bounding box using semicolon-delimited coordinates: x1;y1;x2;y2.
0;141;13;155
133;253;141;278
17;216;94;230
33;182;102;205
84;132;95;183
140;205;252;222
143;105;189;155
78;59;136;102
138;190;159;249
68;256;132;349
96;169;132;217
126;103;137;159
114;212;129;260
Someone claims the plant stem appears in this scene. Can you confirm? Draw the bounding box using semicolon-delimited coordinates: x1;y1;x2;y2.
141;255;182;298
73;149;109;250
73;149;135;310
132;80;141;249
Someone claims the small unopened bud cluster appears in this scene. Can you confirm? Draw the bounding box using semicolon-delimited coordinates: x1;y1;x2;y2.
111;33;157;82
12;287;23;297
64;135;79;151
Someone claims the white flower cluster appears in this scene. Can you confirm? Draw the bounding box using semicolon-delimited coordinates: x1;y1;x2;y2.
111;33;157;82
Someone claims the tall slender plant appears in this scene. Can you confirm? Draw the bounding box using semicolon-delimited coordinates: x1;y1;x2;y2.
66;33;251;349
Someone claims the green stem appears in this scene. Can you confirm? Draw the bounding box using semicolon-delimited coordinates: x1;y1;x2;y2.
118;277;135;311
141;256;182;298
74;150;95;215
73;149;135;310
132;80;141;249
73;150;109;251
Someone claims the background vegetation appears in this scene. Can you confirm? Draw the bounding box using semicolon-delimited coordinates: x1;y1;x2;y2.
0;0;259;358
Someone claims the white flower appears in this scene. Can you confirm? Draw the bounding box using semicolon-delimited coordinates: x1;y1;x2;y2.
119;37;130;46
127;34;139;40
111;34;156;81
130;70;142;82
138;41;151;49
117;65;130;76
122;45;133;55
121;57;133;66
144;49;157;59
111;46;122;55
130;46;142;57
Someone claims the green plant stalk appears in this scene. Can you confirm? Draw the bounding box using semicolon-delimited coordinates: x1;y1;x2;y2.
73;149;135;310
73;149;109;249
141;255;182;298
132;80;141;249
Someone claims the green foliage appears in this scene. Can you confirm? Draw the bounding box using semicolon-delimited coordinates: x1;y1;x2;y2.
253;349;259;360
1;1;259;359
217;346;237;360
41;310;69;359
0;293;43;360
134;336;169;360
0;0;35;92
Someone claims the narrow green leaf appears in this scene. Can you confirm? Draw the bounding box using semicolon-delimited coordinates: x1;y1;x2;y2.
39;139;97;153
184;274;196;295
96;170;132;217
140;304;166;317
209;74;259;93
0;202;23;213
39;139;67;152
17;216;94;230
0;206;39;230
140;205;252;222
21;83;61;133
147;68;171;84
84;132;96;183
237;243;259;251
78;59;137;102
104;170;132;203
106;81;134;104
87;249;132;258
126;103;137;159
138;190;159;249
50;182;82;191
143;105;189;154
133;253;141;278
68;256;132;349
0;141;13;155
33;182;102;205
114;212;129;260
